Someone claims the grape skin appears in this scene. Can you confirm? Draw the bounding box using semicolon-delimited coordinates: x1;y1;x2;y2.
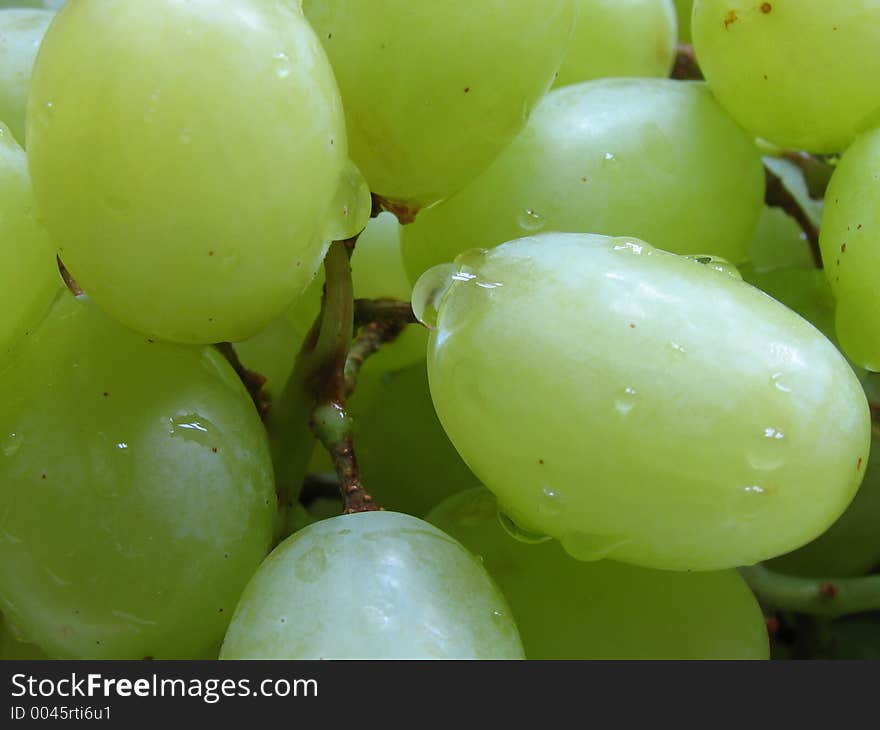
302;0;576;209
0;291;276;659
220;512;524;660
424;233;870;571
554;0;678;87
693;0;880;153
26;0;364;344
428;488;770;660
402;79;764;283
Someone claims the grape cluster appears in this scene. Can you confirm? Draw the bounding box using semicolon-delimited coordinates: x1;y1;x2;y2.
0;0;878;661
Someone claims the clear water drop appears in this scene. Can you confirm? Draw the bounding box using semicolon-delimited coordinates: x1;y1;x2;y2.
518;208;545;233
411;263;460;328
686;254;742;280
169;414;218;447
273;51;292;79
537;487;564;518
497;510;552;545
748;427;787;471
3;433;21;457
614;387;638;417
771;372;793;393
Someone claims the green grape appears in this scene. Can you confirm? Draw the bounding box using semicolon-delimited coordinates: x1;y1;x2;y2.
27;0;369;344
0;615;48;660
554;0;677;88
0;124;58;362
220;512;524;659
402;80;764;282
0;9;53;144
288;212;427;374
420;233;870;571
428;488;769;659
302;0;575;211
747;207;816;274
355;361;481;517
0;290;276;659
819;128;880;371
767;434;880;578
675;0;693;42
692;1;880;153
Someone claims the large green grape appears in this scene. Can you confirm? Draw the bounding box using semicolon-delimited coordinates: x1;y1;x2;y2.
428;488;769;659
554;0;677;87
302;0;575;211
0;124;58;362
402;80;764;282
0;9;52;144
220;512;524;659
355;361;481;517
819;128;880;371
0;290;276;659
421;233;870;571
692;1;880;153
27;0;369;344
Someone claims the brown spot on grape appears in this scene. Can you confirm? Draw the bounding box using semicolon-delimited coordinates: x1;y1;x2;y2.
208;250;214;257
629;323;637;329
41;474;46;480
724;10;738;28
760;3;772;13
212;447;218;453
858;456;864;470
102;392;109;397
819;583;838;599
539;459;545;465
464;87;471;93
842;243;847;253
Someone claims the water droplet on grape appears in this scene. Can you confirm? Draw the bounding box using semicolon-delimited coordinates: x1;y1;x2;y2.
3;433;21;457
169;414;217;447
748;427;787;471
273;52;292;79
518;208;545;233
561;531;631;562
771;372;793;393
686;254;742;280
615;387;638;417
497;510;552;544
538;487;563;518
603;152;617;161
411;263;460;328
669;341;687;356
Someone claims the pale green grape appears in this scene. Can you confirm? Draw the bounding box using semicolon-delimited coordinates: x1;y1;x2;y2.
27;0;368;344
288;212;427;374
0;9;53;144
355;361;481;517
428;488;769;659
692;1;880;153
0;290;276;659
768;433;880;578
302;0;575;211
421;233;870;571
675;0;693;42
554;0;677;87
819;128;880;371
0;615;48;659
0;124;58;362
220;512;523;659
747;207;816;274
402;80;764;282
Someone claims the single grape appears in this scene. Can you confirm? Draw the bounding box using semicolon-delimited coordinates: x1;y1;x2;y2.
0;9;53;144
692;0;880;153
554;0;677;87
355;361;481;517
27;0;368;344
302;0;575;211
220;512;524;659
747;207;817;274
428;488;769;659
421;233;870;571
0;124;59;362
287;212;427;375
402;80;764;282
0;290;277;659
674;0;693;43
819;128;880;371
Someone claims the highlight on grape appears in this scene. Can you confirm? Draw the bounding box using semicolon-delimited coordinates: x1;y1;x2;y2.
1;0;879;661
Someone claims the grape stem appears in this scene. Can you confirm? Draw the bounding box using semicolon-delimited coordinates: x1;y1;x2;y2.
740;564;880;618
214;342;271;422
782;151;835;201
371;192;420;225
300;238;379;515
671;44;703;81
764;166;823;268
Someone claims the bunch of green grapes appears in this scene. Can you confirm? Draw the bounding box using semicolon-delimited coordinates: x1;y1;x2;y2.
402;79;764;282
302;0;575;211
0;291;276;659
554;0;678;87
420;233;869;571
428;488;769;659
